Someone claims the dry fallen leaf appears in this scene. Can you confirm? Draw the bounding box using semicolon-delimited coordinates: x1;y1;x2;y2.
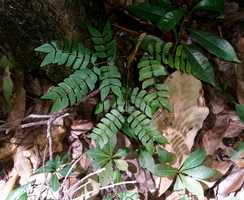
154;71;209;196
217;169;244;197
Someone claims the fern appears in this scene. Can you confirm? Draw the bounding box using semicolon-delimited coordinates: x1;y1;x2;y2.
124;107;167;152
90;108;125;148
88;21;116;61
99;64;123;101
162;43;192;73
138;59;167;89
42;67;98;112
137;59;171;111
35;41;96;69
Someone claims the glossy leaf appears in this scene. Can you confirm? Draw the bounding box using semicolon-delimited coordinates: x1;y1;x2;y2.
129;3;169;23
180;150;205;171
184;45;215;86
157;147;175;163
193;0;224;14
174;175;185;191
114;159;128;171
6;185;28;200
189;29;240;63
157;9;185;32
139;150;155;173
180;174;204;197
3;66;13;104
50;174;59;192
230;142;244;160
99;161;113;186
154;163;177;177
183;165;215;179
235;104;244;122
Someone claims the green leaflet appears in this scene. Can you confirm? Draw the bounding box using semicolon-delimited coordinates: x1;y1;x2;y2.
35;41;96;68
183;45;216;86
50;174;59;192
182;165;215;180
180;174;204;197
157;147;175;164
3;66;13;105
189;29;240;63
230;142;244;160
99;64;123;101
235;104;244;122
90;109;125;148
129;3;170;23
154;163;177;177
157;9;185;32
193;0;224;14
126;108;167;151
180;150;206;171
42;68;98;112
88;21;116;61
139;149;156;172
137;59;167;89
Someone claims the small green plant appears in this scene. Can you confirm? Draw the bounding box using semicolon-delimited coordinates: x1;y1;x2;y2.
34;0;239;198
130;0;239;86
35;154;71;192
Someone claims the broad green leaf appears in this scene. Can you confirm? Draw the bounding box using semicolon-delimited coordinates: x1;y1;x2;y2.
113;170;122;183
35;43;54;53
87;148;111;167
193;0;224;14
3;66;13;104
180;174;204;197
129;3;169;23
6;185;28;200
154;164;177;177
184;45;215;86
157;9;185;32
50;174;59;192
189;29;240;63
58;165;71;177
35;165;55;174
114;148;129;158
99;161;113;186
138;150;155;173
118;191;140;200
180;150;205;171
235;104;244;122
230;142;244;160
157;147;175;163
174;175;185;191
114;159;128;171
183;165;215;180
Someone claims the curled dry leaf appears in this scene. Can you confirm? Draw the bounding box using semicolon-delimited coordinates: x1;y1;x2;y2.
154;71;209;196
217;169;244;197
155;71;209;161
202;111;244;155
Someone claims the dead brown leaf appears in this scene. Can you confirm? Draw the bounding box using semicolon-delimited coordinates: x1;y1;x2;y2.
217;169;244;197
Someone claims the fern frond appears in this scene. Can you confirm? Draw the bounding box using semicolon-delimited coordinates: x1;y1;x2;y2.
130;88;153;118
124;108;167;151
42;67;98;112
99;64;123;101
137;59;167;89
146;84;171;112
88;21;116;61
90;109;125;148
35;41;97;69
162;43;192;73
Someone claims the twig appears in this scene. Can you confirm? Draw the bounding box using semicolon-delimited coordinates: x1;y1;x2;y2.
59;157;81;192
72;180;137;200
112;23;140;36
69;168;105;193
